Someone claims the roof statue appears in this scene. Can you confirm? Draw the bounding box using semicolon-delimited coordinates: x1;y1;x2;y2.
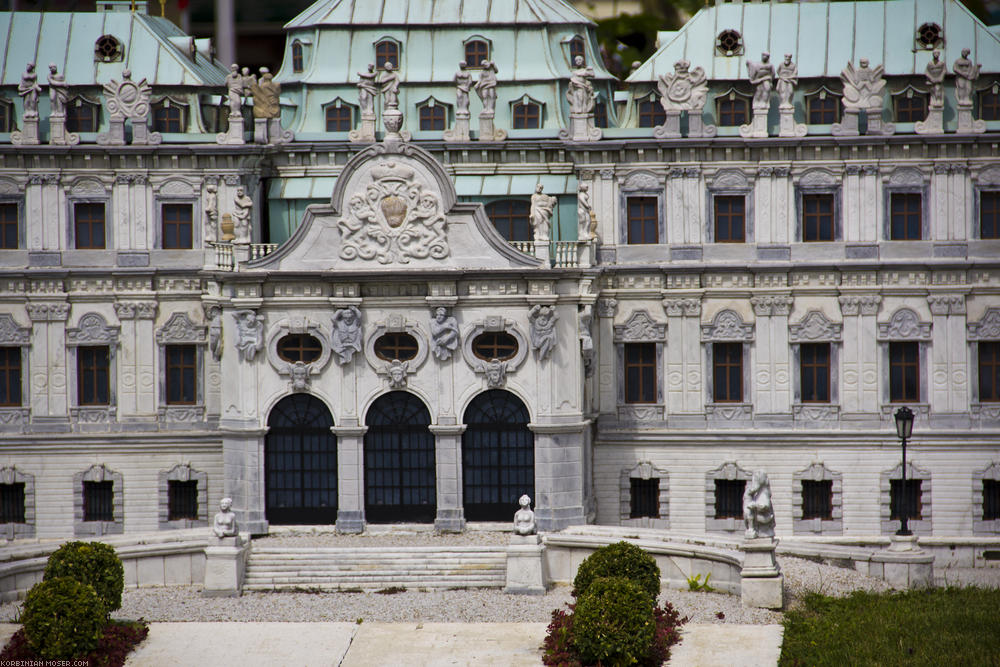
217;64;248;145
444;63;473;142
47;64;78;146
247;67;294;145
378;62;409;142
560;56;602;141
653;59;715;139
740;52;773;138
834;59;894;136
530;183;555;243
916;50;947;134
776;54;806;138
953;47;985;134
11;63;41;145
475;60;505;141
350;64;379;143
97;70;161;146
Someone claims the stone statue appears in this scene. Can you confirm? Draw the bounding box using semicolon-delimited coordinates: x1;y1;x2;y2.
953;48;981;107
208;309;223;361
213;497;238;538
579;306;594;377
47;63;69;117
924;50;946;110
529;184;556;243
743;470;775;539
331;306;362;365
250;67;281;119
204;183;218;244
567;56;595;115
232;187;253;244
577;183;595;240
657;59;709;112
387;359;408;389
18;62;41;119
776;54;797;108
455;63;472;115
233;310;264;362
379;62;400;110
290;361;310;391
357;64;378;117
513;494;537;535
225;64;244;117
430;307;460;360
484;358;507;388
529;304;558;361
747;52;774;110
840;58;887;111
474;60;499;115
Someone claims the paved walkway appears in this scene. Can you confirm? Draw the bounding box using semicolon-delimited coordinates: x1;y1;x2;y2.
0;621;784;666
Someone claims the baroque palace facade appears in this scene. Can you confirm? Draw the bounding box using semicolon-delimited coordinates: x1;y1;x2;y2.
0;0;998;542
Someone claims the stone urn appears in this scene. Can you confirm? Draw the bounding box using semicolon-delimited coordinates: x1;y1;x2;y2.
220;213;236;242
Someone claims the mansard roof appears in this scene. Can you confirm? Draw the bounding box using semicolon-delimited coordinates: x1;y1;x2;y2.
629;0;1000;83
285;0;593;28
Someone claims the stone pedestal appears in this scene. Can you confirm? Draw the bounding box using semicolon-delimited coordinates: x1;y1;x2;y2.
505;534;547;595
131;118;161;145
253;118;268;144
832;109;860;136
203;534;249;597
559;112;601;141
915;107;943;134
778;106;806;137
48;114;79;146
740;537;783;609
653;110;682;139
872;535;933;589
444;112;471;142
478;112;506;142
268;118;294;144
864;107;894;135
739;107;769;138
534;241;550;264
333;425;367;534
956;106;985;134
687;111;717;138
11;118;40;145
97;118;126;146
350;114;376;143
429;424;466;533
217;115;245;145
232;243;251;265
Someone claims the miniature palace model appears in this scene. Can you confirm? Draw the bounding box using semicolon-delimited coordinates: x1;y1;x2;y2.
0;0;998;554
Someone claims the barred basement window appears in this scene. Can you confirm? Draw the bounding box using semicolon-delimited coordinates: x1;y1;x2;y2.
980;341;1000;402
277;334;323;363
0;483;25;524
801;480;833;520
0;202;17;249
0;347;21;406
984;480;1000;521
374;332;419;361
629;477;659;518
890;479;922;520
83;480;114;522
471;332;518;361
167;480;199;521
981;191;1000;239
714;479;745;519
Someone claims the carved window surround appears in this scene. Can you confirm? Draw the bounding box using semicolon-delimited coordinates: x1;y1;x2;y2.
66;178;112;249
154;178;201;249
968;308;1000;421
158;463;208;530
265;316;332;393
614;310;666;421
877;308;931;412
882;167;930;241
792;463;843;535
617;170;664;245
365;314;429;388
0;178;24;249
67;313;120;424
793;168;842;242
704;461;751;534
702;310;754;416
156;312;207;423
972;166;1000;240
973;462;1000;535
790;310;842;415
74;464;124;537
0;314;31;428
705;169;754;243
462;316;528;388
0;465;35;539
880;461;932;536
619;461;669;529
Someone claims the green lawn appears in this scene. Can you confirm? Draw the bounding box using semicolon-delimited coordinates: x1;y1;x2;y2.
780;587;1000;667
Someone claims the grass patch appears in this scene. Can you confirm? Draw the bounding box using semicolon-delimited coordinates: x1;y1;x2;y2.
1;619;149;667
780;587;1000;666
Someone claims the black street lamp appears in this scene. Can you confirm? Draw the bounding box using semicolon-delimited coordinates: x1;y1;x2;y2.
894;406;915;536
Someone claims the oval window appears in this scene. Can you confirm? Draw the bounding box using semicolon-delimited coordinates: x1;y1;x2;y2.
374;332;419;361
471;331;518;361
277;334;323;363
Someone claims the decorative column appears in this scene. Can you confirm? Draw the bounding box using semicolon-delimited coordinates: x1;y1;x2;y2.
332;425;367;533
113;301;158;422
750;296;793;419
26;302;71;431
429;424;466;532
927;295;968;417
528;421;587;531
662;297;703;422
595;298;618;418
838;294;881;424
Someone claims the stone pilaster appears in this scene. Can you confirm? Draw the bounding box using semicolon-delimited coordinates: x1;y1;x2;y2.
429;424;467;532
750;296;793;417
596;298;617;417
332;425;367;533
528;420;588;531
114;301;158;421
220;426;268;535
662;297;703;416
26;302;71;430
927;295;968;414
839;295;881;421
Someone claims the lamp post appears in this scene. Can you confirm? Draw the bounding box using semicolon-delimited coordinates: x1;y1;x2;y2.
894;406;915;536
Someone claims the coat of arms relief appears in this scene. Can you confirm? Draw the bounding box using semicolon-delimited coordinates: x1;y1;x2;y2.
337;162;449;264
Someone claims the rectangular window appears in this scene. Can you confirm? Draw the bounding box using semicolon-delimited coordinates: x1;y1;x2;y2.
981;191;1000;239
889;341;919;403
626;196;657;244
890;479;922;521
83;480;113;522
802;193;834;242
984;479;1000;521
0;202;17;249
713;342;743;403
979;341;1000;402
0;482;25;524
0;347;21;407
66;102;98;133
165;344;197;405
807;94;840;124
638;99;665;128
981;91;1000;122
629;478;659;519
419;105;446;131
325;106;352;132
0;103;10;133
624;342;656;404
714;195;745;242
168;480;199;521
512;103;540;129
717;97;748;126
890;193;922;240
800;343;831;403
895;95;927;123
801;480;833;520
714;479;746;519
152;104;185;133
74;202;106;249
78;346;110;406
161;203;193;249
594;102;608;129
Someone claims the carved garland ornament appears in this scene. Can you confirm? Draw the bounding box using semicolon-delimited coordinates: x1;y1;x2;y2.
338;161;449;264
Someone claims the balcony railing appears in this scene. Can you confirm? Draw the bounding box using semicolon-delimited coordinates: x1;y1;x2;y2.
210;243;278;271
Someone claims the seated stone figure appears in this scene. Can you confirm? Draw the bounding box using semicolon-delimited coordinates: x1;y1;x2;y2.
513;494;537;535
743;470;775;539
213;497;239;538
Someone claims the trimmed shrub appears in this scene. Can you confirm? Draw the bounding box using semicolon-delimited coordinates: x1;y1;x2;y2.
572;540;661;599
21;577;106;660
571;576;656;665
44;540;125;613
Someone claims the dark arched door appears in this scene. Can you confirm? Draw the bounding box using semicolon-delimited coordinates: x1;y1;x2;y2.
364;391;436;523
265;394;338;524
462;390;534;521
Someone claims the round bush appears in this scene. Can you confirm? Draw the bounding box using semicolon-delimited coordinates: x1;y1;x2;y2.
572;541;660;599
22;577;106;660
571;576;656;665
44;540;124;613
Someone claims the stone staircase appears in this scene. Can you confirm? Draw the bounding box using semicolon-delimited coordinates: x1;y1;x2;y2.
244;545;508;591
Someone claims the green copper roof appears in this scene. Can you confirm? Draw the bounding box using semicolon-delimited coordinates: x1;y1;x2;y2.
286;0;594;28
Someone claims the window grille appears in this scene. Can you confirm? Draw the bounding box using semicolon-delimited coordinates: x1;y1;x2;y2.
374;333;419;361
890;479;922;520
630;478;659;518
714;479;745;519
471;332;518;361
167;480;199;521
801;480;833;519
0;483;25;524
83;481;114;522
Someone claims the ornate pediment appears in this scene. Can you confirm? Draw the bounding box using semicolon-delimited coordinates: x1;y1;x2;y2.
614;310;666;342
968;308;1000;341
877;308;931;341
0;314;30;345
67;313;119;345
701;310;754;342
789;311;842;342
156;312;206;344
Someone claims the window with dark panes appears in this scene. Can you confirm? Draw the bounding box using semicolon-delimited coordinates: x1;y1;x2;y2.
626;196;657;244
802;193;834;241
0;483;25;524
0;347;21;406
78;346;110;406
981;191;1000;239
375;41;399;69
485;200;531;241
83;480;113;522
890;192;921;240
629;478;659;518
895;94;927;123
801;480;833;519
168;479;198;521
980;90;1000;121
807;94;840;124
0;202;16;249
714;195;745;242
471;332;518;361
717;97;748;126
0;101;11;133
594;101;608;128
165;344;196;405
419;105;446;131
464;40;489;67
984;479;1000;520
512;103;540;129
292;42;304;72
374;332;419;361
569;36;585;65
161;203;193;249
66;100;99;133
713;342;743;403
74;202;106;249
714;479;746;519
624;342;656;404
152;102;185;133
979;341;1000;402
638;99;665;127
800;343;831;403
277;334;323;364
326;105;352;132
889;341;920;403
890;479;922;520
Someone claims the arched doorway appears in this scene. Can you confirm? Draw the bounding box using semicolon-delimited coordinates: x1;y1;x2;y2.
364;391;436;523
462;390;534;521
265;394;337;524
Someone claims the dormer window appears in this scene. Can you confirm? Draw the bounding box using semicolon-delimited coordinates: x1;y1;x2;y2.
375;40;399;70
152;99;187;133
716;91;750;126
569;35;585;65
464;39;489;68
894;90;928;123
980;86;1000;121
324;100;355;132
594;99;608;128
806;90;841;124
95;34;123;62
292;41;304;73
512;100;541;129
418;101;447;131
0;99;12;133
66;97;101;133
637;95;664;128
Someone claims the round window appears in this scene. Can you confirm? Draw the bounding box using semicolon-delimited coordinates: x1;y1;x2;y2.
277;334;323;363
471;331;518;361
916;22;942;48
95;35;122;62
716;30;742;56
374;332;419;361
